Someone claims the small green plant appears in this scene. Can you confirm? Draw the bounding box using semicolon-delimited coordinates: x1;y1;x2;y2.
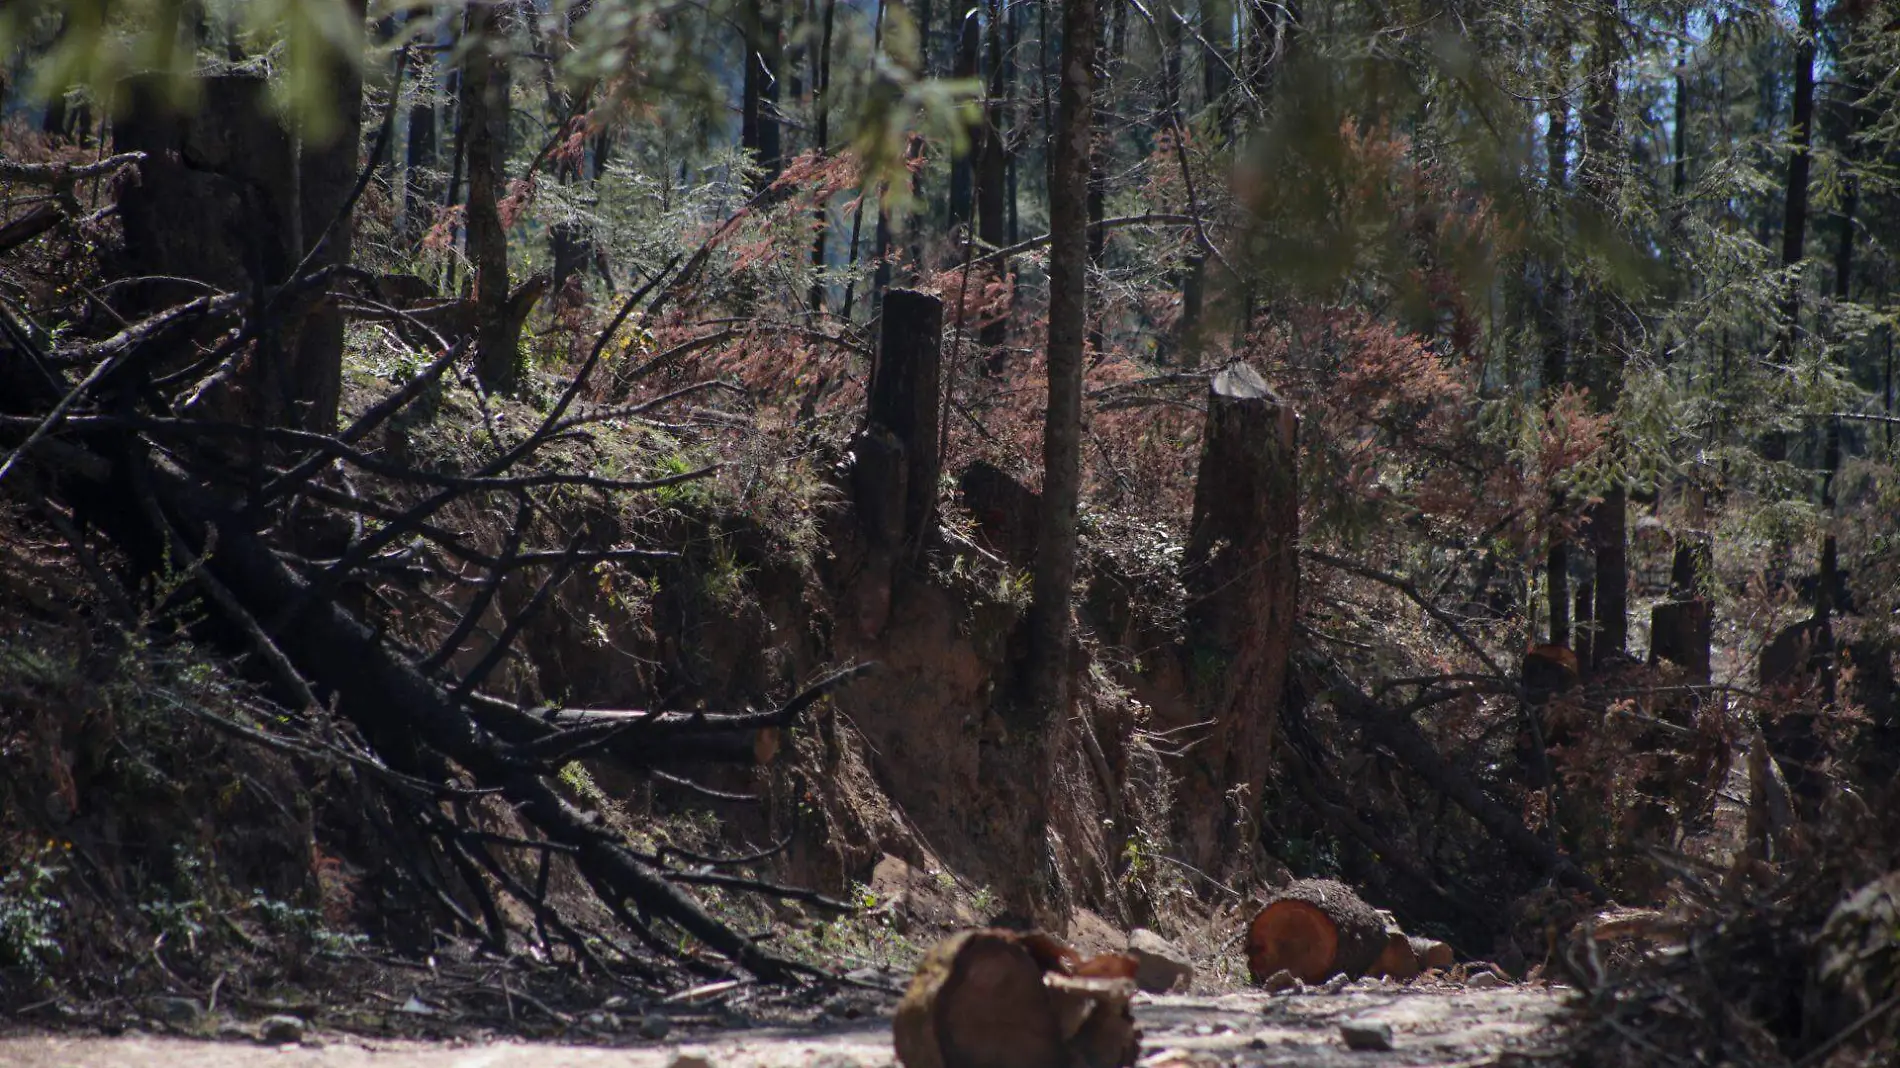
970;884;996;915
0;843;67;979
700;536;754;607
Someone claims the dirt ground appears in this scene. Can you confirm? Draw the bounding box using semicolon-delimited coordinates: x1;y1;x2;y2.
0;984;1572;1066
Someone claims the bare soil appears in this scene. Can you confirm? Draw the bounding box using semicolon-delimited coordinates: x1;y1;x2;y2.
0;984;1572;1067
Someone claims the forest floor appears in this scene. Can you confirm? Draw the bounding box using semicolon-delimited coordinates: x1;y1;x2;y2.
0;983;1573;1067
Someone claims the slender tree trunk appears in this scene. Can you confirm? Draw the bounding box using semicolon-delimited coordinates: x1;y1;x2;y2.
463;2;517;392
1543;26;1572;649
976;0;1011;354
1024;0;1098;724
1761;0;1826;808
1776;0;1820;357
287;0;367;432
807;0;837;314
839;0;886;320
948;9;981;234
1202;0;1233;141
741;0;783;185
1579;4;1625;667
1817;86;1862;708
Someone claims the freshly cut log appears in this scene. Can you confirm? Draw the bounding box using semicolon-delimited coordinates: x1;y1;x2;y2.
1247;879;1390;984
1370;929;1419;982
894;929;1140;1068
1411;936;1455;971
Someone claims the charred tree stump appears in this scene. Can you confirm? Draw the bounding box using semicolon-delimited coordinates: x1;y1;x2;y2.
1649;534;1712;681
867;289;944;550
1759;618;1830;812
113;72;357;431
1178;363;1297;876
958;460;1039;567
849;289;942;634
1246;879;1390;984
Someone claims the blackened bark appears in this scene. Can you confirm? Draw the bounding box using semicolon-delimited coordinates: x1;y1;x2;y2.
1542;28;1572;649
289;0;367;432
741;0;783;185
807;0;837;314
1180;364;1298;874
865;289;945;554
948;9;981;232
462;4;523;393
112;70;354;432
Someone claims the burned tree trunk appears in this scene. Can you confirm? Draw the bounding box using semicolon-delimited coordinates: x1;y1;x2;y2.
113;74;355;430
462;4;521;393
974;0;1010;354
741;0;784;185
1179;363;1297;876
849;289;942;634
1649;534;1712;681
289;4;367;433
866;289;944;552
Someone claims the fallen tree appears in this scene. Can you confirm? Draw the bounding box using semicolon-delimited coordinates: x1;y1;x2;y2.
0;253;869;986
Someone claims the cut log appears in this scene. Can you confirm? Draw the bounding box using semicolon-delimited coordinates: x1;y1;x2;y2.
1410;936;1454;971
1247;879;1390;984
894;929;1139;1068
1370;930;1419;982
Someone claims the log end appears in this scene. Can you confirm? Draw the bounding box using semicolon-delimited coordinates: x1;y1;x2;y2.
1248;899;1338;985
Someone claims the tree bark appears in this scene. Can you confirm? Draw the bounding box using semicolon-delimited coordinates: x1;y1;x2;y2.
948;8;981;234
1024;0;1098;725
288;0;367;433
806;0;837;313
462;3;519;392
741;0;784;185
111;72;353;432
975;0;1010;353
1579;4;1625;667
865;288;945;557
1179;364;1297;875
1542;25;1572;649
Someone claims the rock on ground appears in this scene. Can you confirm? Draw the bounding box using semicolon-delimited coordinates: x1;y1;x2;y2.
1127;928;1195;993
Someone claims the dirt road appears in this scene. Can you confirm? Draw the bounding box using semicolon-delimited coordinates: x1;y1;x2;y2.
0;985;1572;1066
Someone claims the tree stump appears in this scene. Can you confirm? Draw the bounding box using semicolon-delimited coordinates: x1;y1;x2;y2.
1246;879;1390;984
1650;534;1712;680
865;289;944;556
113;70;359;431
849;289;942;635
1649;599;1711;680
894;929;1140;1068
1177;363;1298;874
958;460;1039;567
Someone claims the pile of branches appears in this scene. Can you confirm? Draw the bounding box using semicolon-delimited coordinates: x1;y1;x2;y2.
0;155;868;991
1558;791;1900;1068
